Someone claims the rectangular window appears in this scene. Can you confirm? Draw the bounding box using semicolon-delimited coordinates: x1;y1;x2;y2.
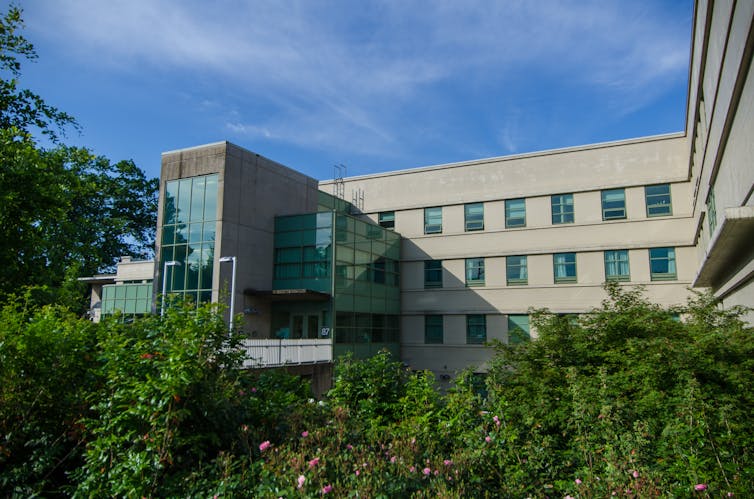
424;260;442;288
466;315;487;344
378;211;395;229
464;203;484;231
505;198;526;228
649;247;677;281
553;252;577;283
508;314;530;343
645;184;672;217
465;258;485;286
506;255;528;285
601;188;626;220
424;207;442;234
604;250;630;281
425;315;443;344
551;193;574;224
706;190;717;234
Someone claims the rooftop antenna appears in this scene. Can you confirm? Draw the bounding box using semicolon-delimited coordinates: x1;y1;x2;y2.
333;164;346;200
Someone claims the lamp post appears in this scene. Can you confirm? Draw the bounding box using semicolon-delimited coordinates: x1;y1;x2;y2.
161;260;181;316
219;256;237;331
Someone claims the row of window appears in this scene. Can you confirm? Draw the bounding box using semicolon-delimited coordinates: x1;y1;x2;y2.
424;314;530;345
424;248;678;287
378;184;673;234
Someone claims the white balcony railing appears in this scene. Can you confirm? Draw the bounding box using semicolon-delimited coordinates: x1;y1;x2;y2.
240;339;333;368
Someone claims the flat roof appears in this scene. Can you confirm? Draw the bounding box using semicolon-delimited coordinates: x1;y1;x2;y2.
319;131;686;183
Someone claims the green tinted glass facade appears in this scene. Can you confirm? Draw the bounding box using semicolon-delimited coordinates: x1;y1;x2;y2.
273;208;401;360
333;212;401;359
102;283;153;320
160;174;218;306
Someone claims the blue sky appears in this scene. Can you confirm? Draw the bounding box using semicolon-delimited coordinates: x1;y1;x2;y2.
19;0;693;181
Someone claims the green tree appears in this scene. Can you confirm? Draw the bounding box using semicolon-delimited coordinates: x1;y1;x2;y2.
0;5;77;141
0;6;158;307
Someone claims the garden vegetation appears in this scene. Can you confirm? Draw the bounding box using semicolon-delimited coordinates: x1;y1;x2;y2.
1;284;752;497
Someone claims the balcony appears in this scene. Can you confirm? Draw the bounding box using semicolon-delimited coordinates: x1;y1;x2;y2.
240;339;333;368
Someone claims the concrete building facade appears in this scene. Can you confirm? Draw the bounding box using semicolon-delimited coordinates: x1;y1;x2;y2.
87;0;752;385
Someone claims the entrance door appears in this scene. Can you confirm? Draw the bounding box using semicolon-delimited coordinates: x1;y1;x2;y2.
292;314;319;339
307;315;319;339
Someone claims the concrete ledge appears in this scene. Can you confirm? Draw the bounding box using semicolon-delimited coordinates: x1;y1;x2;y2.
694;206;754;287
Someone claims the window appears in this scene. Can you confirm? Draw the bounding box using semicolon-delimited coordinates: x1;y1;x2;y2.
505;198;526;228
553;252;577;283
645;184;672;217
551;194;574;224
649;248;677;281
506;255;528;285
378;211;395;229
466;315;486;344
424;260;442;288
601;189;626;220
464;203;484;231
508;314;530;343
604;250;630;281
424;207;442;234
425;315;443;344
706;190;717;234
465;258;485;286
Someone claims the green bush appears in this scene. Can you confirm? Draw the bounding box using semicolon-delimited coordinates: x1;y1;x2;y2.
2;284;752;497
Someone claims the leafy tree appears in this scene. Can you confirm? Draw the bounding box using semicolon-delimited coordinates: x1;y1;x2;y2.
0;6;158;308
480;283;754;496
0;5;77;141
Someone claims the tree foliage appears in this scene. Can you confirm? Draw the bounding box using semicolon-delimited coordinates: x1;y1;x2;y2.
0;5;77;141
1;286;752;496
0;6;157;307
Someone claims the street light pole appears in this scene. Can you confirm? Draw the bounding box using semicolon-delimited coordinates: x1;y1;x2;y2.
161;260;181;316
219;256;237;331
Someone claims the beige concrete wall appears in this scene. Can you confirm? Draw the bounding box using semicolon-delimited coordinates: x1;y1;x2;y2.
323;136;696;376
321;135;688;214
115;260;154;282
156;142;320;336
688;0;754;306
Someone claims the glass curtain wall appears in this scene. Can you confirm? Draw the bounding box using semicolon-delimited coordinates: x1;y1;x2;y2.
333;213;401;359
272;207;401;359
159;174;218;305
101;283;153;321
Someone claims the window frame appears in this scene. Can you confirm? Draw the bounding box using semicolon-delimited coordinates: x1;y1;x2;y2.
424;207;443;234
424;315;443;344
378;211;395;229
601;188;626;220
465;257;485;286
464;202;484;231
649;247;677;281
706;190;717;234
551;193;574;224
604;249;630;282
466;314;487;345
505;198;526;228
424;260;443;288
553;252;577;283
645;184;672;217
506;255;528;285
507;314;530;343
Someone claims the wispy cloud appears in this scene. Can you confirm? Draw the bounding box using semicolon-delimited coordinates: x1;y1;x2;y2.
24;0;692;163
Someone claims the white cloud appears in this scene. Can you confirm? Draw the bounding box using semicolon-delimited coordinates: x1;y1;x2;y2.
24;0;691;158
